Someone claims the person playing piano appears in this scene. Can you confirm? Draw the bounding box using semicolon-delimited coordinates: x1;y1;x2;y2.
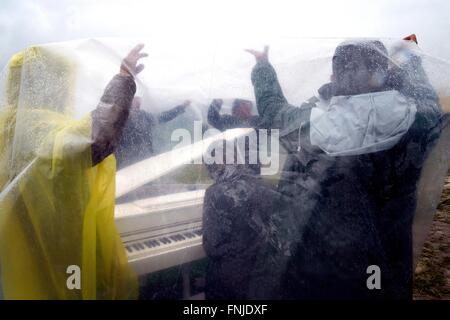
202;147;278;299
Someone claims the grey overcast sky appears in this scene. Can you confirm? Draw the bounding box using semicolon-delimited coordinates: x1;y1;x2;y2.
1;0;449;68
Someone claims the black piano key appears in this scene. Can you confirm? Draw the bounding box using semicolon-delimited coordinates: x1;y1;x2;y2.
141;240;161;249
139;233;197;250
152;240;160;246
125;245;133;253
161;237;171;244
144;241;154;248
194;230;202;236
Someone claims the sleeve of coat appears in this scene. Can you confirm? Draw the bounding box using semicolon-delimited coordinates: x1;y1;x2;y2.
91;74;136;166
251;61;298;130
390;52;442;156
157;105;186;124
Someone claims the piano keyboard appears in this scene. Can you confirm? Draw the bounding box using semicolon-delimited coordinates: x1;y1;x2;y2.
125;229;203;254
124;227;205;275
115;190;207;276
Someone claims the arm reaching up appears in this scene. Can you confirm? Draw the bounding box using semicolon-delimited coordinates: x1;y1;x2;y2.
246;46;312;153
247;47;289;125
91;44;148;165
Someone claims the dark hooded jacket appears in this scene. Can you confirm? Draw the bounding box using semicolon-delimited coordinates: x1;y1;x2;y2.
202;165;278;299
250;51;442;299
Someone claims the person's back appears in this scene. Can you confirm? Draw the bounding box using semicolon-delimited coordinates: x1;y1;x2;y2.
202;164;277;299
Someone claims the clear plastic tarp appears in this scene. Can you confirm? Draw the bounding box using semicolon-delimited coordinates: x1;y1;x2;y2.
0;37;448;299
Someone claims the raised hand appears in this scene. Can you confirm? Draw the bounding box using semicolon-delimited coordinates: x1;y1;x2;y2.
245;46;269;62
120;43;148;77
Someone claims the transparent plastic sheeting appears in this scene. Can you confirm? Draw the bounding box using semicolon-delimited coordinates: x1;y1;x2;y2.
0;38;448;300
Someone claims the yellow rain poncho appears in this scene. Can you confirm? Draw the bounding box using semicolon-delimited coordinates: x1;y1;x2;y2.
0;47;137;299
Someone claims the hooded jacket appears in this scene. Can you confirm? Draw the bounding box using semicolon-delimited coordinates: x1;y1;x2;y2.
202;165;278;299
250;54;442;299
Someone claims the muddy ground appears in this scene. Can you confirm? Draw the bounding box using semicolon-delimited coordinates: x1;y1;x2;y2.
413;172;450;299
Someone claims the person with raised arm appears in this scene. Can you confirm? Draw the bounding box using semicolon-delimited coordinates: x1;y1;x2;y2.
246;36;442;299
0;44;148;299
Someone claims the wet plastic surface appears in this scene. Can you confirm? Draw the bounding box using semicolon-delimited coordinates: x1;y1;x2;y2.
0;38;449;299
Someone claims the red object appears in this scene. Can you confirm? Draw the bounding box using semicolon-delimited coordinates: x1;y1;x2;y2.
403;34;418;44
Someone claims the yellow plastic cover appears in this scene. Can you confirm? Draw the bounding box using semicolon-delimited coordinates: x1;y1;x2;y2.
0;46;137;299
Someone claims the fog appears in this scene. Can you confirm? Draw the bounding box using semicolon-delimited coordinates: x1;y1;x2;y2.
1;0;450;68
